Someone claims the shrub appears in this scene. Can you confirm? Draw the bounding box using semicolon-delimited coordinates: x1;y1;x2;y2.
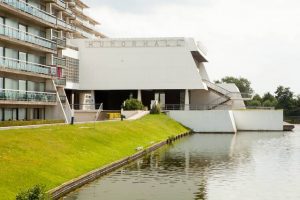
16;185;49;200
150;104;161;114
123;99;144;110
0;120;65;128
247;100;261;107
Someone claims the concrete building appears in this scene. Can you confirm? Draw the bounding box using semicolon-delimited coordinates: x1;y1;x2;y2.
65;37;250;111
0;0;283;132
0;0;104;122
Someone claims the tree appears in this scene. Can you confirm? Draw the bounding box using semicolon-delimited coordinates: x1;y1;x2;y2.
247;94;262;107
262;92;277;107
275;86;295;115
215;76;254;94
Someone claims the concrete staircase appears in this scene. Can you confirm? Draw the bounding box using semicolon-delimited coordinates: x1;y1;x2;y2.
203;80;253;110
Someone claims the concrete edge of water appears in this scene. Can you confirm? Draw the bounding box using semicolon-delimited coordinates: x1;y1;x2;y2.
48;131;192;199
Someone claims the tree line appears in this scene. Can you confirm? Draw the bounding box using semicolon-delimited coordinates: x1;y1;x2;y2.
215;76;300;117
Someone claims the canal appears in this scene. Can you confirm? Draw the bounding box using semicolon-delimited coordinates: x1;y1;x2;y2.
64;126;300;200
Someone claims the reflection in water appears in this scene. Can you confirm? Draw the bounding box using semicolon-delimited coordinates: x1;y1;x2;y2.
64;126;300;200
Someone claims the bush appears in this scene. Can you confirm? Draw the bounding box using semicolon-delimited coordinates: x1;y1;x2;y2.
123;99;144;110
262;100;277;107
247;100;261;107
150;104;161;114
0;120;65;128
16;185;49;200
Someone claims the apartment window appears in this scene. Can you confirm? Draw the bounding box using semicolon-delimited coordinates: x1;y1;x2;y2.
18;24;27;41
0;17;4;35
19;51;27;70
19;80;26;91
4;109;17;121
18;108;26;120
0;77;3;90
5;48;18;59
0;109;3;121
0;46;3;57
5;78;18;90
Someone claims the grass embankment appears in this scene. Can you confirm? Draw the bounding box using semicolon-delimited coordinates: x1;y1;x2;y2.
0;114;188;200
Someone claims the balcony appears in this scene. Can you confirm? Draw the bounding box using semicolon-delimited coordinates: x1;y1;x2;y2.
0;0;75;31
0;56;57;77
55;78;66;86
52;36;66;48
75;27;95;38
0;89;57;105
0;23;57;50
53;57;66;67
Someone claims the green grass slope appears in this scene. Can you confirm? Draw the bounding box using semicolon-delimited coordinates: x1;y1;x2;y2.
0;114;188;199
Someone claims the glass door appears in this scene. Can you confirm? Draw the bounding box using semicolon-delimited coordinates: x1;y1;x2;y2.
18;24;27;41
0;17;4;35
19;80;26;100
19;51;27;71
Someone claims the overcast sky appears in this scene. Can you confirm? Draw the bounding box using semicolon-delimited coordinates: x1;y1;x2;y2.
84;0;300;95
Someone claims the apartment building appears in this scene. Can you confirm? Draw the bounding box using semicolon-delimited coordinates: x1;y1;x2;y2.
0;0;104;121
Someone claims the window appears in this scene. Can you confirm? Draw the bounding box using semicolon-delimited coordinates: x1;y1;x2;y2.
27;81;35;91
5;78;18;90
0;17;4;35
18;108;26;120
18;24;27;41
19;52;27;70
0;109;3;121
0;77;3;90
4;109;17;121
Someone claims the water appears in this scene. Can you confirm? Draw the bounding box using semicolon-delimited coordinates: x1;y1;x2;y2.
64;126;300;200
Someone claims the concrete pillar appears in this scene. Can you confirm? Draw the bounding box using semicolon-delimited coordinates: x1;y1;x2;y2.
57;11;63;20
46;53;53;65
71;91;75;110
137;90;142;102
46;3;52;14
184;89;190;110
91;90;96;110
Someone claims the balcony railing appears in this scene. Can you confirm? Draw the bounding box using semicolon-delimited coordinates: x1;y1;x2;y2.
0;89;57;103
55;77;66;86
162;104;232;111
0;56;57;76
75;27;95;38
52;36;66;47
53;57;66;67
0;0;75;31
0;23;57;50
57;0;66;8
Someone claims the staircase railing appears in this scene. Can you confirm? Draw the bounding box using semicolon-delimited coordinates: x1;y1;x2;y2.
203;80;254;108
162;104;231;110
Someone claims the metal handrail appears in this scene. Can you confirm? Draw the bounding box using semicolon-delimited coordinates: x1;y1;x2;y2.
0;56;56;76
161;104;232;111
53;57;66;67
203;80;231;95
0;23;56;50
0;89;57;102
52;36;67;47
54;77;66;86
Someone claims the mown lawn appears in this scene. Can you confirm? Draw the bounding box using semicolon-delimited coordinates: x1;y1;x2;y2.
0;114;188;200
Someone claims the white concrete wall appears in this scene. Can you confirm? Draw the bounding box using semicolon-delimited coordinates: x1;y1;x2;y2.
167;110;237;133
62;48;79;59
69;38;207;90
167;110;283;132
232;110;283;131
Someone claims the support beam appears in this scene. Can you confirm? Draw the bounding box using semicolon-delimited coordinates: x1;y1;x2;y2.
184;89;190;110
137;90;142;101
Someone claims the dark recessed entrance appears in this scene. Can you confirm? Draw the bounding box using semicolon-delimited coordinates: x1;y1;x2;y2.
95;90;137;110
